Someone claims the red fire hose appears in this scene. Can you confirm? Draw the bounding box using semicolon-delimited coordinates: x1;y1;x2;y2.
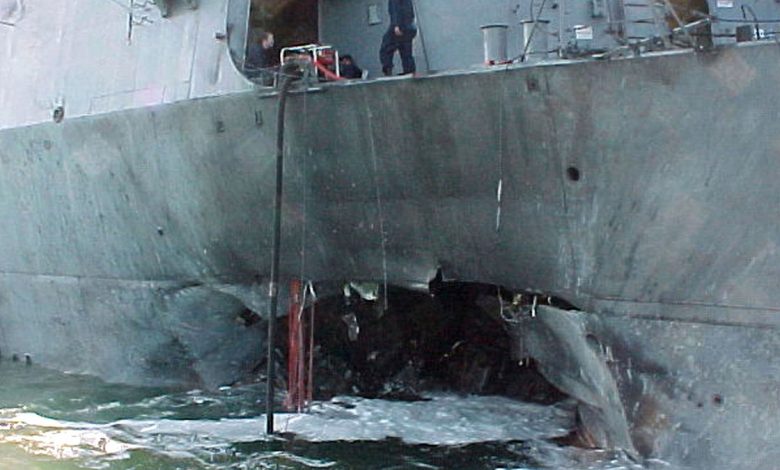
314;59;344;81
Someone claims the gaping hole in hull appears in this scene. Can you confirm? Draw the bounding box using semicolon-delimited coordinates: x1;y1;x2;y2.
261;281;628;454
279;283;569;404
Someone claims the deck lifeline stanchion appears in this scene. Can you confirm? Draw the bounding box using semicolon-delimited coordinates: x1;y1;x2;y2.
266;74;295;435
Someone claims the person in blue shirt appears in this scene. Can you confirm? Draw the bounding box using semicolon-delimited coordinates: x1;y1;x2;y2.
379;0;417;76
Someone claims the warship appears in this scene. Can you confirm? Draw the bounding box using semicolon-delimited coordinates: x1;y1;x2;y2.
1;0;778;467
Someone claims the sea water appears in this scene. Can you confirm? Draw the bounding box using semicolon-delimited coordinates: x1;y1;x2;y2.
0;361;653;469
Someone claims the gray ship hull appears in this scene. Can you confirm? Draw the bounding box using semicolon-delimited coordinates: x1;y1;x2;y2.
1;42;778;467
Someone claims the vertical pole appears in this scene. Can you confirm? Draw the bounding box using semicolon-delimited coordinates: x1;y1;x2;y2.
306;297;315;409
266;75;295;435
558;0;565;58
285;279;302;412
410;0;431;73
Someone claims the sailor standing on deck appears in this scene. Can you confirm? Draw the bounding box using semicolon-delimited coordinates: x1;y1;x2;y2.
379;0;417;76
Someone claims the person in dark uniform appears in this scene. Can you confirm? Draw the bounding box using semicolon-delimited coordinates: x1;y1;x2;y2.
245;31;275;85
379;0;416;76
246;31;274;71
339;55;364;79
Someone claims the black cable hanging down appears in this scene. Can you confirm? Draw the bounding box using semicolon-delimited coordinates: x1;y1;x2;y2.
266;72;296;435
